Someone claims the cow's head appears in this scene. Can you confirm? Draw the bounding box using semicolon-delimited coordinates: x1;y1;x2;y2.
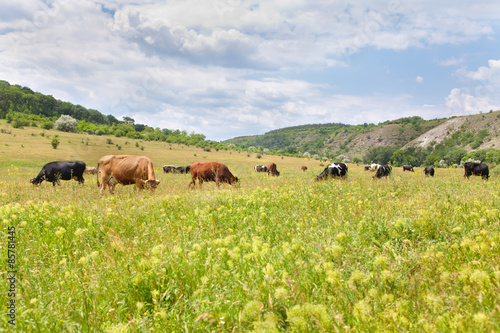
30;177;42;185
143;179;160;190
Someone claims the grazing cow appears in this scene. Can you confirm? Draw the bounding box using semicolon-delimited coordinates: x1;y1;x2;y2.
189;162;238;188
373;164;392;179
463;162;489;180
301;166;308;171
175;166;187;173
424;166;435;177
369;164;380;171
254;165;268;172
84;166;99;175
30;161;86;186
364;166;370;171
316;163;348;181
402;165;414;172
163;165;176;173
267;163;280;176
98;155;160;194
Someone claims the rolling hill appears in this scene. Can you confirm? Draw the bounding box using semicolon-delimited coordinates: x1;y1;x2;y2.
224;111;500;161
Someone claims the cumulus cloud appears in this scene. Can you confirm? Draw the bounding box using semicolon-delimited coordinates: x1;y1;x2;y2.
416;76;424;83
0;0;499;140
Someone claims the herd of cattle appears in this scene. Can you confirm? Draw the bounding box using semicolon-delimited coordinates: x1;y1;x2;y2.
29;155;491;193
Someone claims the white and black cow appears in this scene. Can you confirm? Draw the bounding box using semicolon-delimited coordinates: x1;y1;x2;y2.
315;162;348;181
30;161;86;186
464;162;489;180
373;164;392;179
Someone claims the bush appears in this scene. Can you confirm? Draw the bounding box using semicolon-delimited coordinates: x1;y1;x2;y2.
41;122;53;130
491;165;500;176
51;136;60;149
55;115;77;132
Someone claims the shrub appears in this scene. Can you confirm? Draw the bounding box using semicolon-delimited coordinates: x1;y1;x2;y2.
55;115;77;132
41;122;53;130
51;136;60;149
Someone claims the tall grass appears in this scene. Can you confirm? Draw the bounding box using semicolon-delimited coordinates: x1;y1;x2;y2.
0;124;499;331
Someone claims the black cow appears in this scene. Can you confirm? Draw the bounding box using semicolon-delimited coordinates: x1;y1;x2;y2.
464;162;489;180
316;163;348;181
424;166;435;177
402;165;414;172
175;166;186;173
30;161;86;186
373;164;392;179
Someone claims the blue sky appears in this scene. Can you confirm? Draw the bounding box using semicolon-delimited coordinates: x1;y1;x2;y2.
0;0;499;141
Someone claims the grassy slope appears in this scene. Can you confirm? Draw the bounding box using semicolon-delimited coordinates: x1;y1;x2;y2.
0;122;499;331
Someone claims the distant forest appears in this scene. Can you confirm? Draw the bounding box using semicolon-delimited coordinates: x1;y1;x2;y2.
0;80;224;150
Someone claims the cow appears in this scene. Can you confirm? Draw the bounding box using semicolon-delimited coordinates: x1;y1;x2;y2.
175;166;187;173
315;163;348;181
267;163;280;176
463;162;489;180
163;165;176;173
30;161;86;186
424;166;435;177
301;166;308;171
364;166;370;171
254;165;267;172
189;162;238;188
84;166;99;175
97;155;160;194
373;164;392;179
369;164;380;171
402;165;414;172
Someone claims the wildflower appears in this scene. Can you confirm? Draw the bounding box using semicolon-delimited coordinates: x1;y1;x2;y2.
469;270;490;288
90;251;99;260
374;255;388;268
239;300;263;323
55;227;66;238
74;228;87;237
78;256;89;266
275;287;287;299
136;302;144;312
381;294;394;304
59;258;67;266
473;312;487;324
30;298;38;305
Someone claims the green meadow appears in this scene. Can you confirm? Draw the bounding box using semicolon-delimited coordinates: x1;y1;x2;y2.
1;123;499;332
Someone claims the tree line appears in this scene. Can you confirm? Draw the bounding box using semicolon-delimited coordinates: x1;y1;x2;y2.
0;80;225;150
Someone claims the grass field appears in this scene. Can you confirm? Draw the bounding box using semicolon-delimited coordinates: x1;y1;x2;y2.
1;123;499;332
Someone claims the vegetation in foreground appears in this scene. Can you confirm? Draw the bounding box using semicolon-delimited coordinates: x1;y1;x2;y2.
0;135;499;331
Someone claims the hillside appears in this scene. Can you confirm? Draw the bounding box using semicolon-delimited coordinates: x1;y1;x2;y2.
225;111;500;161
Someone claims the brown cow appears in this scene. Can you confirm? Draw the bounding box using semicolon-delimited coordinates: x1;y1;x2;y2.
97;155;160;194
301;166;307;171
402;165;414;172
267;162;280;176
189;162;238;188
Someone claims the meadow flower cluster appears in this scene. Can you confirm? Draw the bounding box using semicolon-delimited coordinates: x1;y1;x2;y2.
0;165;499;331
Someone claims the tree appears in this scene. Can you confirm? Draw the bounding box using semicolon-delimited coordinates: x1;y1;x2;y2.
55;115;77;132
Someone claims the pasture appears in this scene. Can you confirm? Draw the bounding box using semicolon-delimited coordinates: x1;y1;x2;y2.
1;124;499;332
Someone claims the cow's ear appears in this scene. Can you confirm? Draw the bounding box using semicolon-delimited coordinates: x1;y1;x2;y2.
155;180;160;185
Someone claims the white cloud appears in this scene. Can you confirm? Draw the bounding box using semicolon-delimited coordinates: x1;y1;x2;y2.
416;76;424;83
0;1;499;140
445;88;498;115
